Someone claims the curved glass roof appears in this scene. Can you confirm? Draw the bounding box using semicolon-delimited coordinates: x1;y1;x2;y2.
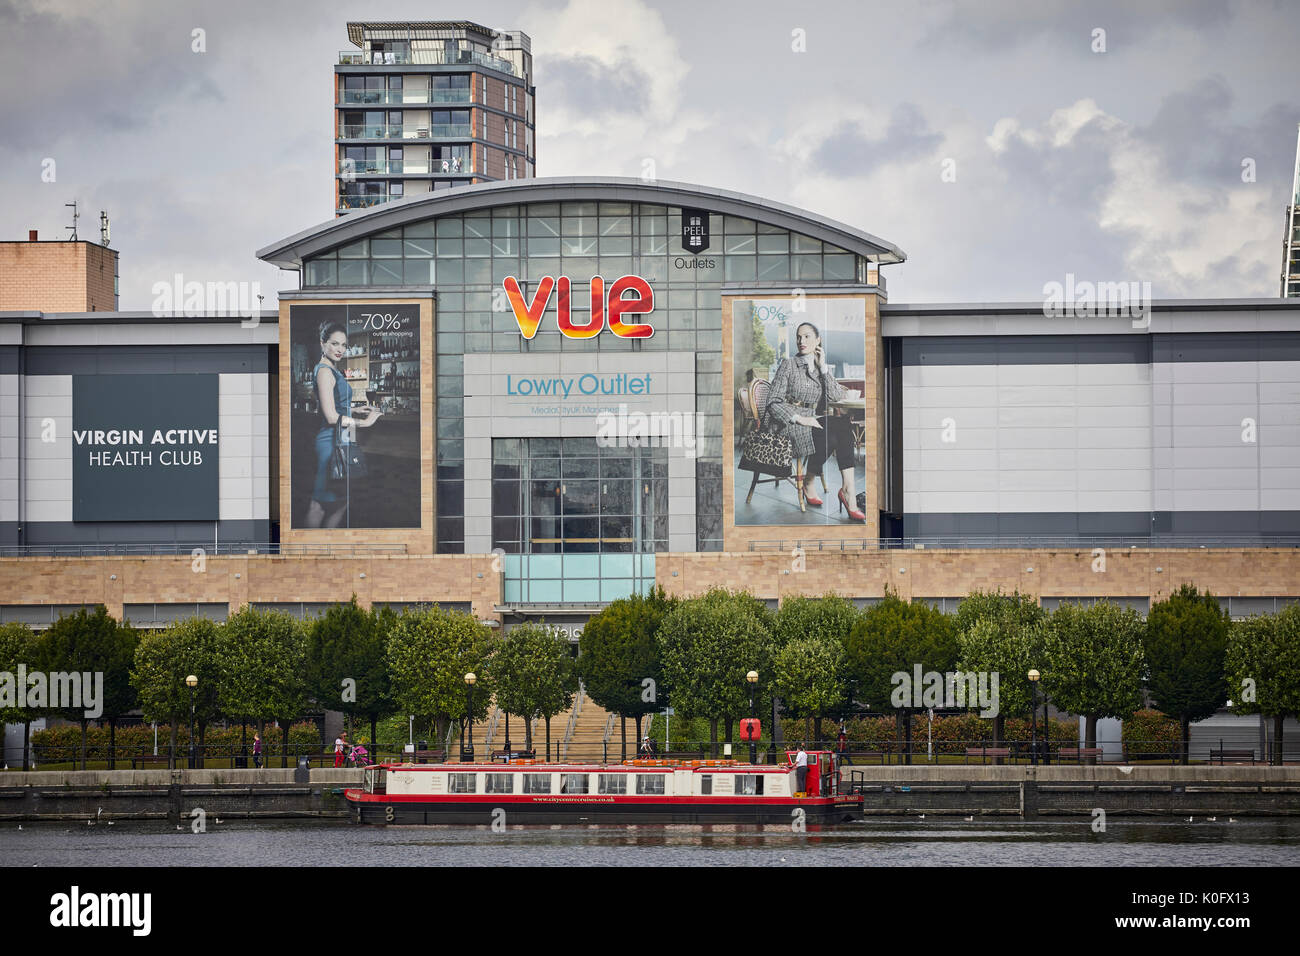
256;176;906;271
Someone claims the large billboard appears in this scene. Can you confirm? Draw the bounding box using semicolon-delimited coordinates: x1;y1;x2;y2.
72;374;220;521
288;304;421;529
732;297;868;526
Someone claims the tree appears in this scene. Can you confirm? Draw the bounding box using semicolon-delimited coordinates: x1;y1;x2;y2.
579;587;675;757
219;606;308;767
844;593;958;763
1226;605;1300;766
956;589;1047;748
772;595;859;744
773;634;847;744
306;598;396;752
491;622;577;756
386;607;496;748
0;622;41;770
1145;584;1231;765
657;589;773;757
132;617;223;768
40;605;139;770
1040;601;1145;753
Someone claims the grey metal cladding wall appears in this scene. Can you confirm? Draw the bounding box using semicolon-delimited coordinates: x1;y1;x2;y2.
900;332;1300;366
23;345;270;375
1153;332;1300;363
901;335;1150;366
0;347;17;374
18;519;267;546
904;511;1300;537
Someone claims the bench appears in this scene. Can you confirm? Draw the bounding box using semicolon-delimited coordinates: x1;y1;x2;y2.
130;754;171;769
965;747;1011;764
1058;747;1105;762
411;749;446;764
491;749;535;763
1209;749;1255;765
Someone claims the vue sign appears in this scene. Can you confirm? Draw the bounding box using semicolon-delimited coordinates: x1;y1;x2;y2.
503;275;655;339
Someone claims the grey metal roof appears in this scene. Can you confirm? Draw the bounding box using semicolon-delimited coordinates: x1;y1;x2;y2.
255;176;906;271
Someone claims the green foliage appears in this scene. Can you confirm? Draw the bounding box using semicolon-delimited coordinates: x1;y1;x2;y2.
39;605;139;722
131;617;223;727
0;622;42;723
773;634;847;721
1040;601;1145;721
843;592;958;711
579;587;675;718
771;594;860;649
1226;605;1300;721
657;588;773;723
305;597;395;723
1144;584;1230;724
1121;709;1181;758
385;606;496;732
491;621;578;735
219;605;308;726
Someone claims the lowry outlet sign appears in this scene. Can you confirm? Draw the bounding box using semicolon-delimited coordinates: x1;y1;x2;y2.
502;275;655;339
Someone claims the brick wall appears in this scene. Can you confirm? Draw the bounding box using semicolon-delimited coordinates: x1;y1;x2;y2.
0;242;117;312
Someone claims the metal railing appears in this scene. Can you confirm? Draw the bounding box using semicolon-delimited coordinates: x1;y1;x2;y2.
339;159;471;176
338;89;472;105
338;123;471;140
0;542;408;557
747;536;1300;552
338;49;515;74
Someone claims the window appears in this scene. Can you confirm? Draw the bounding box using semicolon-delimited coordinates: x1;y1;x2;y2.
522;774;552;794
560;773;588;794
448;773;476;793
735;774;765;795
598;774;628;795
485;773;514;794
635;775;666;795
700;775;712;795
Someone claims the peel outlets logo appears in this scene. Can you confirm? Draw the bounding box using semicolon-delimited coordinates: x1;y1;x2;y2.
503;275;655;339
50;886;151;937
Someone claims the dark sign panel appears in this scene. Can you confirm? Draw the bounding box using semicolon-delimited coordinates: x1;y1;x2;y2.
72;375;220;521
681;207;710;254
288;303;422;529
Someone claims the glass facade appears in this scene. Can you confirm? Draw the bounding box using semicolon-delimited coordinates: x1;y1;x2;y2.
301;200;869;556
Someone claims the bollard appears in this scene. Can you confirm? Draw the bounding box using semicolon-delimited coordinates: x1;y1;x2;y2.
295;756;311;784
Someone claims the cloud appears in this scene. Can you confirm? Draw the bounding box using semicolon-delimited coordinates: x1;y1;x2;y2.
809;104;944;178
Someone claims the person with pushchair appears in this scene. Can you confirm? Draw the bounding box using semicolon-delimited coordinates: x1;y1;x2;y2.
346;739;373;768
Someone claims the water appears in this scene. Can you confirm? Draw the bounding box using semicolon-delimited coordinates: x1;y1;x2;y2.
3;818;1300;866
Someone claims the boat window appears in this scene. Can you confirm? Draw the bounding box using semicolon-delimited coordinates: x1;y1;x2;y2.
485;773;514;794
448;772;477;793
636;774;666;795
598;774;628;795
522;773;552;794
735;774;765;795
560;773;588;794
700;775;712;795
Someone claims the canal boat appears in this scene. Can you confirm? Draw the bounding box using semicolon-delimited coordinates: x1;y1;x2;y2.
344;750;860;825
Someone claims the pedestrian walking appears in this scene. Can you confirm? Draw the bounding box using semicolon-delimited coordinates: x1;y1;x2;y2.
837;723;853;766
253;732;263;769
334;731;348;768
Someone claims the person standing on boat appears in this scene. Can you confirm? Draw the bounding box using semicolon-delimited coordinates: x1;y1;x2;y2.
794;744;809;796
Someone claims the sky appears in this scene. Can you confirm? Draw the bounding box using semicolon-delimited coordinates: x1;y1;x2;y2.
1;0;1297;310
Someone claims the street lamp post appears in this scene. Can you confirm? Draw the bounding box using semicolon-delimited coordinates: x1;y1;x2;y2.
185;675;198;770
1027;669;1040;767
746;670;759;765
462;672;477;762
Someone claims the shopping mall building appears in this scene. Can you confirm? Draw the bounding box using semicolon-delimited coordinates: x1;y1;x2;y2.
2;176;1299;635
